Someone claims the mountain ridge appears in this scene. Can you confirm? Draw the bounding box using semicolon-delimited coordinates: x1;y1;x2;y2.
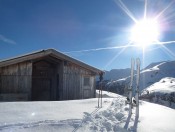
104;60;175;95
103;68;136;81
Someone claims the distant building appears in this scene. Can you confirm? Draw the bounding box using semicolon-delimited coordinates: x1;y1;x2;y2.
0;49;103;101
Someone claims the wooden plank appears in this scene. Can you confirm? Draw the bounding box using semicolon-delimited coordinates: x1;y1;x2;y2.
0;93;28;101
0;51;49;68
61;63;98;100
26;62;32;100
0;62;32;98
51;49;102;74
59;61;64;100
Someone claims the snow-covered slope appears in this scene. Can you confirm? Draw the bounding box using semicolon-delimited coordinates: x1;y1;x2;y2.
140;77;175;108
103;68;135;81
106;61;175;93
142;77;175;94
0;91;175;132
142;61;165;71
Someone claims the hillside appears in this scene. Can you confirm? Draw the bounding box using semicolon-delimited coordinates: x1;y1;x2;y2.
0;91;175;132
142;61;165;70
103;68;135;81
140;77;175;108
106;61;175;94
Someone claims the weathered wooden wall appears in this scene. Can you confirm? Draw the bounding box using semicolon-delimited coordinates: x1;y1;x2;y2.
57;61;64;100
61;62;96;100
0;61;32;101
0;58;97;101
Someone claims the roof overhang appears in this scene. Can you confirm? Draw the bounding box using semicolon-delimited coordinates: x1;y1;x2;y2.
0;49;104;75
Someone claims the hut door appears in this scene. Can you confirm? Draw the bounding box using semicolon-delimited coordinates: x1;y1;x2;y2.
82;76;94;98
32;61;55;101
32;78;52;101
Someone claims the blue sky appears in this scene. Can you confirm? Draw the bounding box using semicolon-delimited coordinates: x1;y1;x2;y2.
0;0;175;70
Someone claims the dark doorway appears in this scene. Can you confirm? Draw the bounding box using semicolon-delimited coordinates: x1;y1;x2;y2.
32;60;56;101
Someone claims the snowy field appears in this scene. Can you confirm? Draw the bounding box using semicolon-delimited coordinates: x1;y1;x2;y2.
0;91;175;132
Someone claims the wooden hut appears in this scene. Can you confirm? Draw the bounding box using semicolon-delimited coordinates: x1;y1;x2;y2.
0;49;103;101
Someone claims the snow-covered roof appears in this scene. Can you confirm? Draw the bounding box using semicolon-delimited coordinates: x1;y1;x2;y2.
0;49;103;74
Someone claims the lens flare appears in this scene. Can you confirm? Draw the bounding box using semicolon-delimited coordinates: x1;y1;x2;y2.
130;18;160;48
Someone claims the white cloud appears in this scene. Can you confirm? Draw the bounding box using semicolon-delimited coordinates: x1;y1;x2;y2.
0;34;16;45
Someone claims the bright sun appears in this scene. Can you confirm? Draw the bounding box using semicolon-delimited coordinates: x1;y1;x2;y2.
130;18;160;48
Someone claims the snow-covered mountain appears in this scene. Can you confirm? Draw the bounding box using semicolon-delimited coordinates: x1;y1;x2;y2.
103;68;135;81
142;61;165;70
106;60;175;94
140;77;175;108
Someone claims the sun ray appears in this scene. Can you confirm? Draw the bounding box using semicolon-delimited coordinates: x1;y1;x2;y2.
159;44;175;58
143;0;147;19
155;40;175;45
114;0;137;23
140;40;175;52
141;47;147;89
65;0;175;70
103;41;133;69
64;44;136;54
142;47;145;68
155;1;175;20
147;46;162;52
63;40;175;55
